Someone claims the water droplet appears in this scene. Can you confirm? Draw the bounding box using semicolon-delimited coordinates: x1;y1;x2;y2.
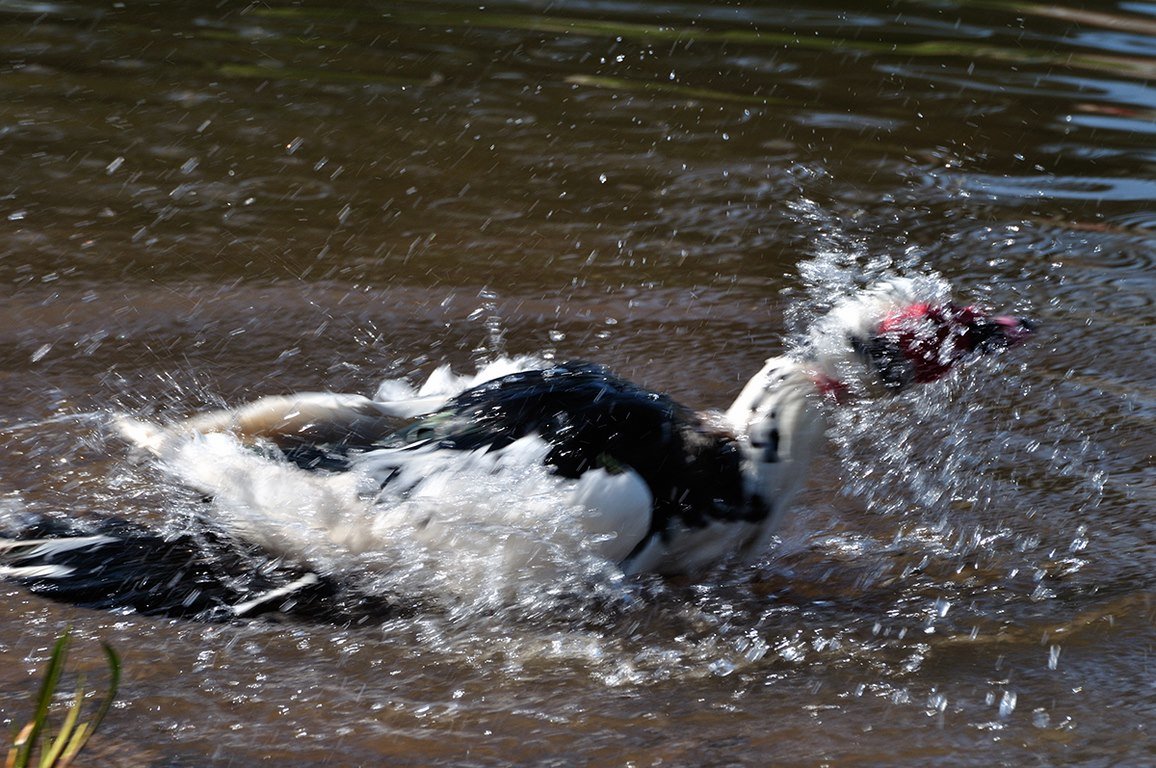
106;156;125;174
742;636;768;663
999;690;1017;718
598;173;607;184
708;658;736;676
30;343;52;363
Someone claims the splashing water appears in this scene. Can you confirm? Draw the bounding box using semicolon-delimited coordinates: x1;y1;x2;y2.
0;245;1112;693
778;221;1110;630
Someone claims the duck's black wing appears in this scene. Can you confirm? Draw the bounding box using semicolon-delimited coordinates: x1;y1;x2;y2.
383;362;754;536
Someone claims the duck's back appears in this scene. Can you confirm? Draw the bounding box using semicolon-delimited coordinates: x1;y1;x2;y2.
377;362;752;543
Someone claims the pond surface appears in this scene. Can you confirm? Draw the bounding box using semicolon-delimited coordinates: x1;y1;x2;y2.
1;1;1154;765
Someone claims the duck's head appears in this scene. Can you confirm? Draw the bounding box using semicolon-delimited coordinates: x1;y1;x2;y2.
808;278;1035;394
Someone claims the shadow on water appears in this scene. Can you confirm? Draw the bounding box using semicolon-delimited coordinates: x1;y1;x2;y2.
0;0;1154;765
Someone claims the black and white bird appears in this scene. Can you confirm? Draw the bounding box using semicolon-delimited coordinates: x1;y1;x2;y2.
0;278;1033;620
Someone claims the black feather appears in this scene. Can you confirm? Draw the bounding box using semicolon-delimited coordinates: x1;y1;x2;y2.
1;515;401;623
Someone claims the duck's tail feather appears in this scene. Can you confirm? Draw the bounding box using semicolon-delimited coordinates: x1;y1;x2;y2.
0;516;399;623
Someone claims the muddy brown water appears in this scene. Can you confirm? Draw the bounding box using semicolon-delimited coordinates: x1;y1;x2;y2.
1;1;1153;766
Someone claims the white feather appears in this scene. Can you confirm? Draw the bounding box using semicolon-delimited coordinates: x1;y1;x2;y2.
230;572;321;617
723;357;829;559
141;428;650;601
0;535;118;581
0;534;118;558
565;468;653;563
0;564;75;579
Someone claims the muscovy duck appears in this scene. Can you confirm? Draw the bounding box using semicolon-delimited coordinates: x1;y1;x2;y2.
0;278;1033;620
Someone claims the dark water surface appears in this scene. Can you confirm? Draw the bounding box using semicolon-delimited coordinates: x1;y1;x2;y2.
1;1;1154;765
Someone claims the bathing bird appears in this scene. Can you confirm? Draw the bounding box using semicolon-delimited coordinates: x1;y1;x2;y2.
0;278;1033;620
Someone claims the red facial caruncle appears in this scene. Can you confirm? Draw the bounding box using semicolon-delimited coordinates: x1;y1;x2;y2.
875;302;1035;385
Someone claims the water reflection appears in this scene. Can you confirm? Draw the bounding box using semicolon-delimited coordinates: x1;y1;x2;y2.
961;172;1156;201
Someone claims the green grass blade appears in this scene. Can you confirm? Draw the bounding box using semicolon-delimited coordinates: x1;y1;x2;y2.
57;643;120;767
38;674;89;768
9;632;73;768
6;632;120;768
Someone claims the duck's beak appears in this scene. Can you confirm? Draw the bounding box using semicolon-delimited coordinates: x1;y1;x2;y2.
971;314;1036;352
